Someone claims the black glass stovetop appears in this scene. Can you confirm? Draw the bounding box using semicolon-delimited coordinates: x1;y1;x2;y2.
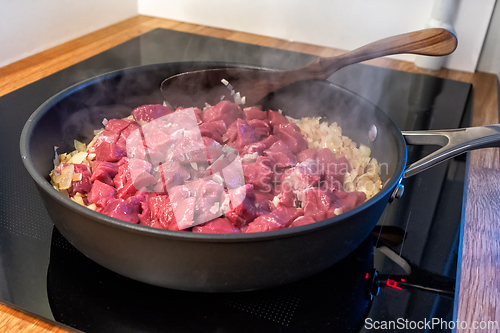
0;28;471;333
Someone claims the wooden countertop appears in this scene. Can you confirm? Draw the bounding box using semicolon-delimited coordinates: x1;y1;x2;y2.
1;15;498;333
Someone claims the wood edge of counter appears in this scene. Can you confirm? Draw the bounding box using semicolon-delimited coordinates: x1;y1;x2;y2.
1;14;498;333
0;302;80;333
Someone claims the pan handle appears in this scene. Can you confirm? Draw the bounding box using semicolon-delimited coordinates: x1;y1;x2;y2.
402;124;500;178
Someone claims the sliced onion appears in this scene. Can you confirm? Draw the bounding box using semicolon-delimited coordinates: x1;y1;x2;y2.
71;194;85;206
68;151;88;164
359;144;371;157
72;173;83;182
59;164;75;190
74;140;87;152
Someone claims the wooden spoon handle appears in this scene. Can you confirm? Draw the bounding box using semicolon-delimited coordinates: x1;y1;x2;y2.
293;28;457;81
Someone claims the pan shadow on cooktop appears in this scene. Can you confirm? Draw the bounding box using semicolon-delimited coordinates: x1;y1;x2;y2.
47;227;374;333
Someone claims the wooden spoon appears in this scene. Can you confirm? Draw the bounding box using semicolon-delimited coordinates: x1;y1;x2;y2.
161;28;457;108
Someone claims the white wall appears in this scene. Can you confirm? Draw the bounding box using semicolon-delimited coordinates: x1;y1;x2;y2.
478;1;500;78
138;0;495;73
1;0;495;74
0;0;138;68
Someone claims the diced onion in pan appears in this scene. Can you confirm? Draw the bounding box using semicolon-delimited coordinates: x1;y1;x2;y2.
68;151;88;164
58;164;75;190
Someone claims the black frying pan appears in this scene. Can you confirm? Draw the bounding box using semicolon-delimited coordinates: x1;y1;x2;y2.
20;62;500;292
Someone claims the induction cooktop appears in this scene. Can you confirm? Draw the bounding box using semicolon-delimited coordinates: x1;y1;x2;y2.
0;28;471;332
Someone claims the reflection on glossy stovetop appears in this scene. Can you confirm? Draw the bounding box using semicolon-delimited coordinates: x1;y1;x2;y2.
48;228;373;333
0;28;470;332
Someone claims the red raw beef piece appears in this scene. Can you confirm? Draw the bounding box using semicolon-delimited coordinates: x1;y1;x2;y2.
243;106;267;121
242;135;280;158
247;119;270;139
138;201;152;226
95;130;119;146
254;191;274;215
155;107;199;135
117;156;128;166
243;156;275;192
95;142;126;162
188;162;209;180
226;184;258;228
170;137;216;164
116;122;141;151
190;107;203;124
119;121;141;140
143;125;174;153
241;142;266;156
169;107;203;125
154;161;190;192
90;161;119;186
117;179;137;199
183;128;203;142
174;197;196;230
101;197;141;224
93;130;126;162
273;205;303;227
133;190;153;203
273;123;308;154
245;205;300;232
182;179;206;199
245;215;282;233
277;183;295;207
88;180;117;209
68;164;92;196
113;159;132;191
202;101;243;127
317;148;350;183
132;104;174;122
145;195;177;229
264;140;297;168
332;190;366;214
260;135;278;149
297;148;317;163
132;172;156;191
281;159;321;193
199;120;227;143
115;135;127;152
226;119;258;151
173;106;203;124
290;215;316;228
128;157;151;172
105;119;132;135
192;218;240;233
303;188;332;222
126;133;165;165
268;110;289;128
202;137;223;162
168;185;190;203
194;180;224;223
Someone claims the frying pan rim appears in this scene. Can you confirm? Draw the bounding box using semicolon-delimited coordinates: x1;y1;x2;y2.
20;61;407;243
